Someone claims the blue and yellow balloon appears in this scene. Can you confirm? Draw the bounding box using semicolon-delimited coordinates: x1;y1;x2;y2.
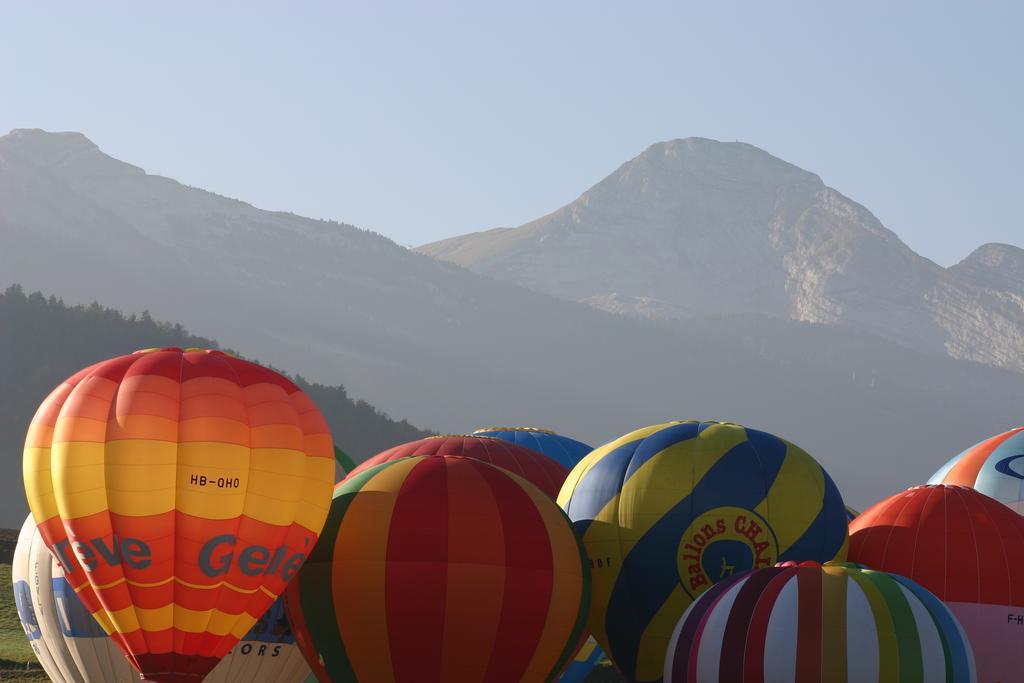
557;420;849;683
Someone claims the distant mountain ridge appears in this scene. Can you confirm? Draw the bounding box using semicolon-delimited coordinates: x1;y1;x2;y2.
419;138;1024;371
4;128;1024;512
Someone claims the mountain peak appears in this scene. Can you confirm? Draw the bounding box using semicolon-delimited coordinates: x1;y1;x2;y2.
0;128;143;176
952;242;1024;288
627;137;823;186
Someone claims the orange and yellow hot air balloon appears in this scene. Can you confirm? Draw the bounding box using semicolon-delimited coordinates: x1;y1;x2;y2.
22;348;335;682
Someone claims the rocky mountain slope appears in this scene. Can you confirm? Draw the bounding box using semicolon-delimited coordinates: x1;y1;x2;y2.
419;138;1024;371
3;129;1024;508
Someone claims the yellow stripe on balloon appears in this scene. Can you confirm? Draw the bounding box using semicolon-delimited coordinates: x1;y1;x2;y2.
244;448;310;525
821;565;849;683
173;442;250;519
107;604;142;633
135;604;174;631
107;604;261;637
293;457;335;532
847;569;898;683
517;475;585;682
615;423;746;554
754;444;826;553
91;608;115;635
51;441;109;518
103;440;178;516
23;447;57;521
636;586;693;683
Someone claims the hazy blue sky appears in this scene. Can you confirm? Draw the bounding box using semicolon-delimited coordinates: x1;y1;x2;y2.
2;2;1020;264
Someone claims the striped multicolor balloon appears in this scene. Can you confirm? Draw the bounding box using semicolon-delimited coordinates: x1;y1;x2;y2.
286;455;590;683
558;421;849;683
347;434;570;498
665;561;976;683
928;427;1024;513
471;427;593;470
22;348;335;682
468;430;605;681
849;484;1024;683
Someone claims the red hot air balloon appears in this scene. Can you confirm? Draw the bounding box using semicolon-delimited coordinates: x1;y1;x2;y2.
22;348;336;682
347;434;569;498
849;484;1024;683
286;455;590;683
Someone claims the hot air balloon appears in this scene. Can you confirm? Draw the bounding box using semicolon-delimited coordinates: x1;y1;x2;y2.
21;348;335;682
347;434;569;498
664;561;976;683
845;505;859;523
558;420;848;683
286;455;590;683
471;427;592;470
468;431;604;678
928;426;1024;513
849;484;1024;683
11;515;312;683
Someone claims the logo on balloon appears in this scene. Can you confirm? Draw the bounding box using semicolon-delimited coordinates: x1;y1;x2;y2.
995;454;1024;481
676;507;779;598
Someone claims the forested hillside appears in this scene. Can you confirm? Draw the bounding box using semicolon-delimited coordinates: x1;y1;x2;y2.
0;284;430;526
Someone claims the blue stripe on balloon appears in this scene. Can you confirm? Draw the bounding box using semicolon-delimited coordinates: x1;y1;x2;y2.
779;467;847;560
603;437;788;679
622;422;702;482
889;573;973;683
563;438;643;536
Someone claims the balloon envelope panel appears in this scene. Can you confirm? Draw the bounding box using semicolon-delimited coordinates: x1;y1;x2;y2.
665;562;976;683
348;434;569;498
452;430;607;683
557;421;849;683
13;514;314;683
928;427;1024;513
472;427;593;470
286;455;590;683
849;484;1024;683
21;348;335;682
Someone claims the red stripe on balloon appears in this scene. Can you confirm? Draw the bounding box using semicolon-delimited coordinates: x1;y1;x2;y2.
479;462;555;683
743;568;793;683
795;565;823;682
385;457;449;682
719;568;779;681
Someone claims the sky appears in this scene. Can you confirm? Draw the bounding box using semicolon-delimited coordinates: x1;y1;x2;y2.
1;1;1021;265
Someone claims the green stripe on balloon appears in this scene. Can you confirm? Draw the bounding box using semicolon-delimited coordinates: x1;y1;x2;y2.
334;446;357;475
547;505;593;683
301;461;386;681
864;569;924;683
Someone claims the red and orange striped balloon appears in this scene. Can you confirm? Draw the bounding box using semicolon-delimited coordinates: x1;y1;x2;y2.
348;434;570;498
22;348;335;682
286;455;591;683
